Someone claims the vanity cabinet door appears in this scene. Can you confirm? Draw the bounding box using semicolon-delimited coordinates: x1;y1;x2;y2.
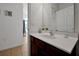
30;35;46;56
45;43;70;56
31;36;38;56
31;43;38;56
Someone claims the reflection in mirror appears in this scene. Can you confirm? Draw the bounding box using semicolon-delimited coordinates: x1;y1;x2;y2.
41;3;57;33
56;4;74;33
40;3;75;38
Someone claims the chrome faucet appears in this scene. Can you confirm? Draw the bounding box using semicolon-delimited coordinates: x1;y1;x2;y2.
49;30;54;36
49;30;56;39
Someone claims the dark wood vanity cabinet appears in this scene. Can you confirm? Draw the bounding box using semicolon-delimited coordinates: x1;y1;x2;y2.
30;35;76;56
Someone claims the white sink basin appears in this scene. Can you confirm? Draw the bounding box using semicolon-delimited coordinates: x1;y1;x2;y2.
40;33;77;40
40;33;66;39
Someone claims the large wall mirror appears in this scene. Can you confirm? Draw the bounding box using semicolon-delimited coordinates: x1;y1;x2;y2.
56;4;74;33
41;3;74;33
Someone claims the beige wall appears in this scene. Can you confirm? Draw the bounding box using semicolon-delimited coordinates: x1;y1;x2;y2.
0;3;23;50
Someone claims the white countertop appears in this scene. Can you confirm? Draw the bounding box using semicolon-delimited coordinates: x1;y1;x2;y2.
30;33;78;54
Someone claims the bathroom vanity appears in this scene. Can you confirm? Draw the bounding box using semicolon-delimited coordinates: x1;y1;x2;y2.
29;3;78;56
30;33;78;56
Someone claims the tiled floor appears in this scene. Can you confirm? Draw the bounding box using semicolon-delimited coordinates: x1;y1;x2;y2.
0;34;29;56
